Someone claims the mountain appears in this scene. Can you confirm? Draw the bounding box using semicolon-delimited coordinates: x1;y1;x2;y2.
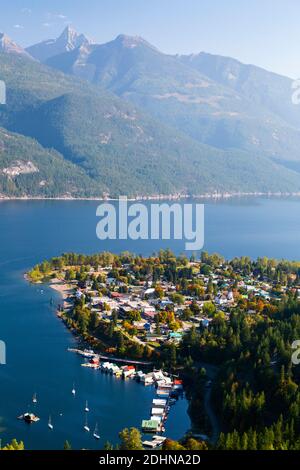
0;32;32;59
1;51;300;197
26;26;92;63
1;29;300;198
0;126;99;197
42;32;300;171
178;52;300;129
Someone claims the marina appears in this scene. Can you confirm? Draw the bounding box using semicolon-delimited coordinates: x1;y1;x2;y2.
70;348;184;441
13;345;185;447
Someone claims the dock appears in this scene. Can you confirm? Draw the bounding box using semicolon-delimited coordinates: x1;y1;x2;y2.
68;348;152;366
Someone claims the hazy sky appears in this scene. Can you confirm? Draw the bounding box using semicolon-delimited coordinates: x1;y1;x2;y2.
0;0;300;78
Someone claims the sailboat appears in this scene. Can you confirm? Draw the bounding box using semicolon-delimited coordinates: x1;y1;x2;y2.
32;393;37;404
84;415;90;432
48;415;53;430
72;383;76;395
93;423;100;440
84;400;89;412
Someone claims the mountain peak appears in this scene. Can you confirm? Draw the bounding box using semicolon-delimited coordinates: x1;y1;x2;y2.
0;32;32;58
58;25;91;49
26;26;92;62
115;34;157;50
59;25;77;41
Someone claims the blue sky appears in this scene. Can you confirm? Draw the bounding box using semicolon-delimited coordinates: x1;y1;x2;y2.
0;0;300;78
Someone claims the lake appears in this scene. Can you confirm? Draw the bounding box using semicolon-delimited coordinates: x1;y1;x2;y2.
0;197;300;449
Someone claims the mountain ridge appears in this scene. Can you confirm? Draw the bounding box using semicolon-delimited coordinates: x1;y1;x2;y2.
35;28;300;167
0;28;299;198
0;32;33;59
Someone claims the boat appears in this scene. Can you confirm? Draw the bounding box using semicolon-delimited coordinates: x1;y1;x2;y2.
72;383;76;395
84;400;89;412
84;416;90;432
32;393;37;404
142;436;166;449
142;440;161;449
48;415;53;430
18;412;40;424
93;423;100;440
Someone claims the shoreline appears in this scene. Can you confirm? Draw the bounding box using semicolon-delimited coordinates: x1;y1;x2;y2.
49;280;74;309
2;191;300;202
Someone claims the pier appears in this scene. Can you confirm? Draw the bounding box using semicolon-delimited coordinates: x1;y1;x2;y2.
68;348;153;366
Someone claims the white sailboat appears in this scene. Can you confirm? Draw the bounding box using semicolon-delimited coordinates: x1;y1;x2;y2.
48;415;53;430
72;383;76;395
84;415;90;432
32;393;37;404
93;423;100;440
84;400;89;412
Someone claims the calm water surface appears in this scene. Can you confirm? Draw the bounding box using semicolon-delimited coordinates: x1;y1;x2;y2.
0;197;300;449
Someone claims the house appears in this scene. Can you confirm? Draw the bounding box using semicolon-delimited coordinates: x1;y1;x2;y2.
143;306;157;320
169;331;182;341
110;292;123;299
75;289;83;299
122;365;135;378
141;373;154;385
144;287;156;297
201;318;211;328
142;420;159;432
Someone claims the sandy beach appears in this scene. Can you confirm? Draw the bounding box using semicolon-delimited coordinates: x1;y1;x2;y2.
49;279;74;302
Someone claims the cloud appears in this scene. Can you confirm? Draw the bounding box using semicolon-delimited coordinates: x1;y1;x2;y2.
13;24;24;29
46;12;68;21
21;8;31;14
42;23;52;28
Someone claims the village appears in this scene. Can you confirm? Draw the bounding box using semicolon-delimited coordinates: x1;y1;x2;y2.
45;252;297;353
26;251;300;448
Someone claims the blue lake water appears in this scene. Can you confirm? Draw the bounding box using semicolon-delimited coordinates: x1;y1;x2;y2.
0;197;300;449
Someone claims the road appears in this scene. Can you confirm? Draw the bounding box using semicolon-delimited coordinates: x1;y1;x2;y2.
198;361;221;445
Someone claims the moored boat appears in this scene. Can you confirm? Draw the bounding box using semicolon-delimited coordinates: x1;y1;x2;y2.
84;415;90;432
93;423;100;440
18;412;40;423
48;415;53;430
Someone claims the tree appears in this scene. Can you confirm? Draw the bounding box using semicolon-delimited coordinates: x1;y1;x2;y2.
185;438;208;450
119;427;143;450
1;439;24;450
103;441;114;450
202;301;216;317
163;439;185;450
116;330;126;356
170;293;185;305
63;440;72;450
170;343;177;369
